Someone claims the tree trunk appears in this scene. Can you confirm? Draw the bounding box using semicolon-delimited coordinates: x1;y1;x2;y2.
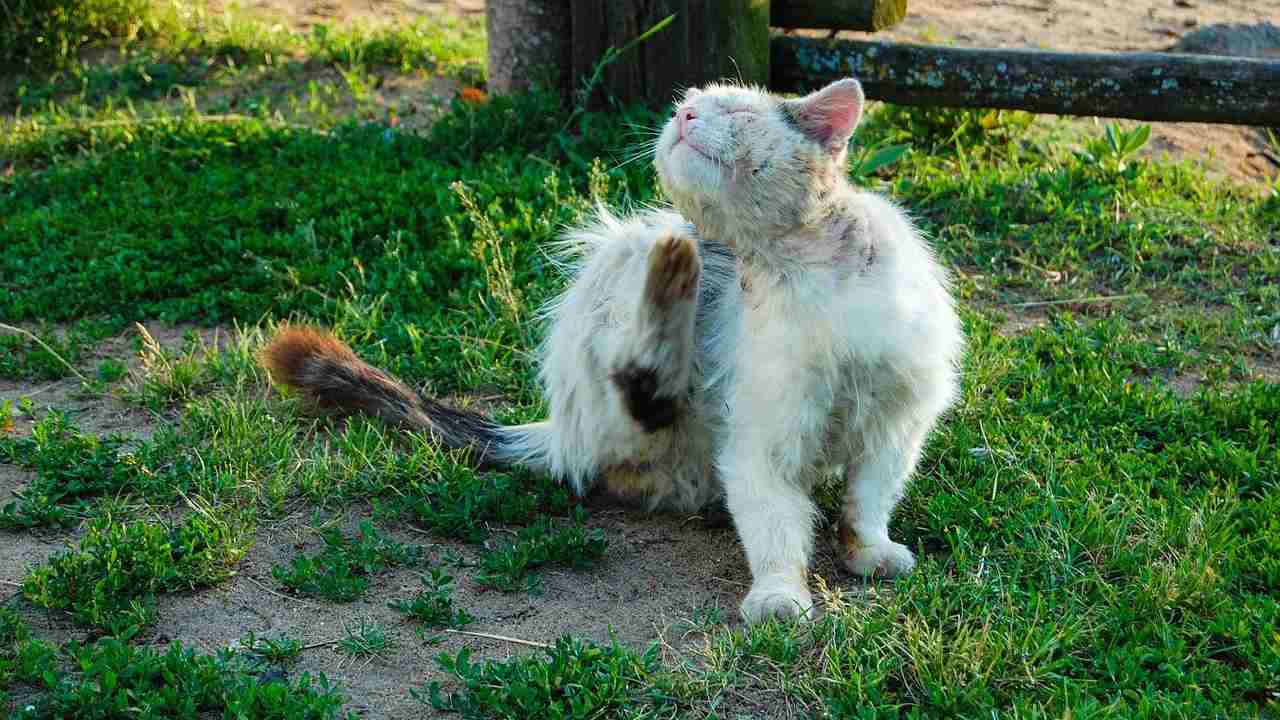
569;0;770;108
486;0;571;96
772;37;1280;126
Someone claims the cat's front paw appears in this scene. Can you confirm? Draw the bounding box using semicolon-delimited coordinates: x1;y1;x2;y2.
841;541;916;578
740;575;815;623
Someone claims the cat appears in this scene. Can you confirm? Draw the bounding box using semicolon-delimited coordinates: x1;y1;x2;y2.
260;77;963;623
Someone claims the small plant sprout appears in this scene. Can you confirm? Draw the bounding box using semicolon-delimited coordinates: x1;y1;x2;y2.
391;567;474;629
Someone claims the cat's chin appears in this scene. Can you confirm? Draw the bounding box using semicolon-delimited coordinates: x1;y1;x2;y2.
658;160;721;216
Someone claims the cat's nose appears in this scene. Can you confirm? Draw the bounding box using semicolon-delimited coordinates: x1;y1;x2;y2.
678;107;697;137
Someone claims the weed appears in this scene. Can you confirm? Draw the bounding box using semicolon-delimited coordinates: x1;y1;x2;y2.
13;636;354;718
847;140;910;184
0;320;114;381
95;357;127;382
239;631;303;665
336;618;395;661
382;459;575;544
0;607;33;690
475;512;608;593
0;0;153;70
870;105;1035;152
452;180;524;324
564;12;675;128
1077;121;1152;174
22;509;253;634
423;637;672;719
272;520;422;602
0;412;196;527
391;568;474;629
130;322;213;407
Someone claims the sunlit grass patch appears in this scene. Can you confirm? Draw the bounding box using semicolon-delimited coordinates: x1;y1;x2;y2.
0;51;1277;718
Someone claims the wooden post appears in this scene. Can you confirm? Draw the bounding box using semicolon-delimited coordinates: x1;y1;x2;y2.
486;0;571;96
771;0;907;32
772;37;1280;126
569;1;770;108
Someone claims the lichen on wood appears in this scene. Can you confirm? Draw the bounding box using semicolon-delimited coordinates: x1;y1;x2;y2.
772;37;1280;126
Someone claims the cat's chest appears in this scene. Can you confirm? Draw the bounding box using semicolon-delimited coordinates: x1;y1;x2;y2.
731;269;842;367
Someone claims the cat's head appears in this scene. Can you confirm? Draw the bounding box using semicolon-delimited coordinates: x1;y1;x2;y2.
654;78;864;239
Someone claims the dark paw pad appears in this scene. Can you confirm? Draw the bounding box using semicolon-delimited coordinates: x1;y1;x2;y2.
611;364;679;432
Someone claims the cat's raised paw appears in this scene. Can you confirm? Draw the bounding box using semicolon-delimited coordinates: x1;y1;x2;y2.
740;575;816;624
841;541;916;579
644;232;700;309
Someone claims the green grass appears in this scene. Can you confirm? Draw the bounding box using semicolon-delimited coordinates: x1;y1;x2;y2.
422;638;670;719
2;634;353;719
239;631;304;666
336;619;395;662
2;0;484;75
1;11;1278;716
22;508;253;635
0;411;191;528
475;513;609;593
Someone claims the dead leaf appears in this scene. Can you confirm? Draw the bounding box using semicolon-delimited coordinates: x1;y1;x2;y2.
460;87;488;104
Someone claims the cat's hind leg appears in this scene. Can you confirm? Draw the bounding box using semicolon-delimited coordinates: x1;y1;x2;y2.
610;229;701;433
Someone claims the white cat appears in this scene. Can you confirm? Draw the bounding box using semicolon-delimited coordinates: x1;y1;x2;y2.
261;78;963;623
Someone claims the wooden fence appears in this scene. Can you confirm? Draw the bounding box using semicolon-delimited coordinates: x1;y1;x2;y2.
487;0;1279;126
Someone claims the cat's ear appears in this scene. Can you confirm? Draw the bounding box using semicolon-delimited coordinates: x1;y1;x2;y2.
783;78;864;152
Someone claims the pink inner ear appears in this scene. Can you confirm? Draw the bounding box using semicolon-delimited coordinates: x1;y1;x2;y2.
795;79;864;149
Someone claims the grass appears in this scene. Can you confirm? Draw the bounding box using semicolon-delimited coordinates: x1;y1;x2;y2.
22;507;253;635
336;619;395;662
422;638;670;719
239;631;304;665
475;513;609;593
2;629;353;718
1;4;1278;718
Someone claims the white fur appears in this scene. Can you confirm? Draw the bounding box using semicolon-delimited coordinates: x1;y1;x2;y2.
504;80;962;623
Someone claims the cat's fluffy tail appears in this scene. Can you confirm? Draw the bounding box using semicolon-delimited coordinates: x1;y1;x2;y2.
259;326;551;472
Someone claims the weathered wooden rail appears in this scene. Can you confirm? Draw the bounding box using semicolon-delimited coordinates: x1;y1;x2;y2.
772;38;1280;126
487;0;1280;126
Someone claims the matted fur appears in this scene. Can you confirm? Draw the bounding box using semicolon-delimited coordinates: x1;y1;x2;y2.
258;77;963;625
